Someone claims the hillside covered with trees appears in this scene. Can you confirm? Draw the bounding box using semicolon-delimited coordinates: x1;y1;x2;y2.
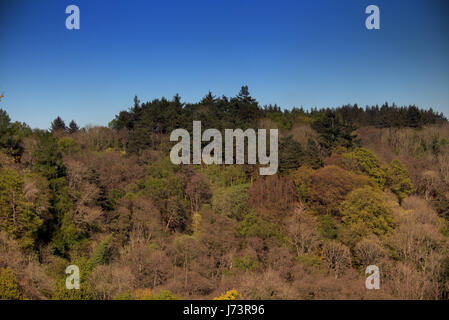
1;87;449;300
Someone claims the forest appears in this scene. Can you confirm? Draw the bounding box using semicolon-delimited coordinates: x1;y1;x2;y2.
1;86;449;300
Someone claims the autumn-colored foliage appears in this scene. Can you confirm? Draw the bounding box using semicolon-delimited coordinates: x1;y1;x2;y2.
248;175;297;222
307;165;372;215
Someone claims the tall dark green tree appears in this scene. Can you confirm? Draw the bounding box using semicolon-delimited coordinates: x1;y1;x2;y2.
50;116;67;133
32;132;76;252
279;136;304;175
312;110;358;152
304;138;323;169
229;86;260;129
0;109;31;161
68;120;79;134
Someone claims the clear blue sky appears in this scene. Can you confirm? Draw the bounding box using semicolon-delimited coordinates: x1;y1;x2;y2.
1;0;449;129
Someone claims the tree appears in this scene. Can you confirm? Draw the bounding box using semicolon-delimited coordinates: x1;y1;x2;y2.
279;136;304;174
50;116;67;133
0;267;23;300
88;234;113;269
291;165;314;202
239;210;282;241
285;204;320;256
143;158;187;231
318;215;338;240
0;168;43;249
201;165;248;188
0;109;10;131
248;175;297;223
312;110;358;152
68;120;80;134
322;240;351;279
0;109;30;162
212;184;249;221
303;138;323;169
229;86;260;129
342;148;386;188
182;169;212;214
386;159;415;202
339;186;395;239
32;133;66;180
307;165;372;215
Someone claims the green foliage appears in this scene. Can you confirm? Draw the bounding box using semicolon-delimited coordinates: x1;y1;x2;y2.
342;148;386;188
142;158;187;230
0;168;43;249
53;284;93;300
88;234;113;269
340;186;396;239
303;138;323;169
200;164;248;188
112;87;261;153
318;215;338;240
291;165;314;202
52;215;86;257
335;103;445;128
57;137;80;155
433;191;449;221
239;210;282;241
32;132;73;232
296;254;324;269
0;267;23;300
113;292;132;300
32;133;66;180
68;120;80;134
385;159;415;202
233;255;259;272
49;177;73;220
212;184;249;220
53;257;94;300
312;110;358;152
107;188;125;210
278;135;304;174
0;109;31;161
50;116;67;133
149;290;180;300
265;111;294;130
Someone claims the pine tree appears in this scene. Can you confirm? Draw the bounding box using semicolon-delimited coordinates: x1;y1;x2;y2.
50;116;67;133
304;138;323;169
68;120;79;134
279;136;304;174
88;234;113;269
0;109;30;162
0;168;43;249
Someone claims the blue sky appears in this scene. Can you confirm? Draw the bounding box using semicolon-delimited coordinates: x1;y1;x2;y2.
1;0;449;129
